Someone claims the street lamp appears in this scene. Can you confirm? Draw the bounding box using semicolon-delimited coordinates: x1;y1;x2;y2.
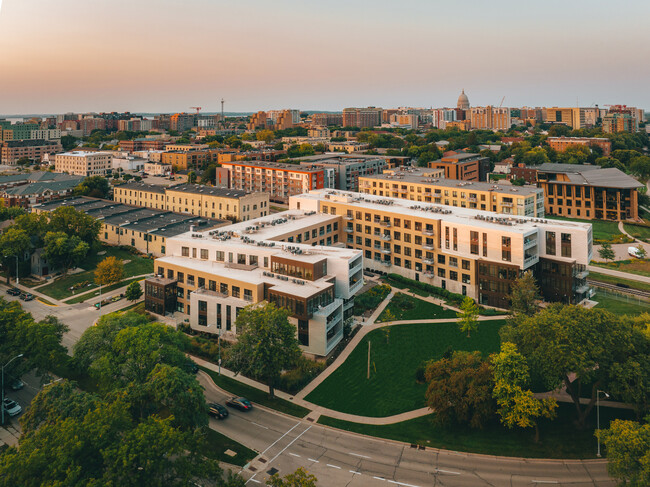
2;353;24;425
596;389;610;458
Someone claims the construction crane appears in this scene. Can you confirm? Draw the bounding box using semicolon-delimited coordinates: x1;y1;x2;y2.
190;106;202;114
499;96;505;108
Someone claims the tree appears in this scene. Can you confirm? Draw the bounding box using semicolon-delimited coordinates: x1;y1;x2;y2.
256;130;275;144
457;296;479;337
43;231;89;275
636;245;647;260
266;468;318;486
202;164;218;185
598;419;650;486
598;242;615;262
491;342;557;442
0;227;30;283
125;281;143;302
13;212;49;246
508;271;541;317
500;304;634;428
229;303;301;398
424;351;494;429
94;256;124;288
49;206;101;245
74;176;111;199
61;134;80;151
187;171;197;184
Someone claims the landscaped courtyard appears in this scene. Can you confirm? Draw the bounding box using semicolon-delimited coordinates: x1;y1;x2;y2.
305;320;505;417
593;290;650;316
36;245;153;301
376;293;457;322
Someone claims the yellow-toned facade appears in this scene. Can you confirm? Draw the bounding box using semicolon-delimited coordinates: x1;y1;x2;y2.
113;184;270;221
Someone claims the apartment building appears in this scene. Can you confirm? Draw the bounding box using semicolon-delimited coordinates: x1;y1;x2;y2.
536;163;642;221
146;211;363;356
113;182;269;221
220;160;326;203
311;113;343;126
54;151;112;176
359;169;544;217
119;139;169;152
427;152;490;181
547;136;612;156
291;189;592;307
0;176;83;208
298;156;387;192
0;140;63;164
170;113;196;132
161;151;209;171
389;114;419;129
544;107;598;129
342;107;383;128
33;197;228;257
602;112;638;134
327;141;370;153
469;106;511;131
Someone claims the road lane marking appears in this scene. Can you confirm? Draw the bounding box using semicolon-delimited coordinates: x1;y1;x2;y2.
435;468;461;475
532;482;558;484
258;422;300;457
251;421;269;430
248;480;260;484
349;452;371;459
289;453;300;457
349;470;362;475
387;481;422;487
308;458;319;463
373;476;386;481
327;464;341;469
245;422;303;485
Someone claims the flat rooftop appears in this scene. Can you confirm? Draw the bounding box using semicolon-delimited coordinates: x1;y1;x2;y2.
220;160;324;172
166;184;248;198
297;189;592;234
57;151;111;157
537;163;601;173
117;182;167;194
363;172;542;196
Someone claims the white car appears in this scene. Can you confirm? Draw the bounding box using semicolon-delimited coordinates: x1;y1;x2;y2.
2;398;22;417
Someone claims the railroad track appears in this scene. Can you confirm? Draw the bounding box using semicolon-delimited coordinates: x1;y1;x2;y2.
587;279;650;298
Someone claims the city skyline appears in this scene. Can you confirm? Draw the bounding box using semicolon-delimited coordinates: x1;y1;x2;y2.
1;0;649;114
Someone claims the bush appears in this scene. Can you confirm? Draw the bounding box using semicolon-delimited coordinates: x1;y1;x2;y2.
385;274;466;307
353;284;391;315
276;356;326;394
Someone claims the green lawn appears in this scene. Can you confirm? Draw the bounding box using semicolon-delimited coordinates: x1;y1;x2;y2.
64;277;144;304
377;293;457;322
623;223;650;241
547;216;627;243
305;320;505;417
204;428;257;467
588;271;650;293
591;259;650;278
200;366;310;418
318;402;635;459
37;246;153;300
593;291;650;316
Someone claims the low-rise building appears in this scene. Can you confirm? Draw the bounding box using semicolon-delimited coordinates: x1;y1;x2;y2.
113;182;269;221
33;197;228;257
54;151;112;176
146;211;363;357
144;162;172;176
547;136;612;156
298;155;387;192
0;140;63;164
220;160;326;203
0;176;83;208
536;163;642;221
112;155;147;172
427;152;490;181
359;168;544;217
327;141;370;153
291;189;592;307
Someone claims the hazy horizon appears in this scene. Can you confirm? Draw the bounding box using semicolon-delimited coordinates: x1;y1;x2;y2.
1;0;649;114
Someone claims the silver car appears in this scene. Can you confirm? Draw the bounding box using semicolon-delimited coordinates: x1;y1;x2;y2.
2;398;22;417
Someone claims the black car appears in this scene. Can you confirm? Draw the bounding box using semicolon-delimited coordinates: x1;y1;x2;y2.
208;403;229;419
20;293;34;301
10;378;24;391
225;397;253;411
6;288;21;296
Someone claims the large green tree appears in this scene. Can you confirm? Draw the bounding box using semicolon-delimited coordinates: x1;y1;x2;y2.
598;418;650;487
74;176;111;199
49;205;101;245
457;297;479;338
424;351;494;429
507;271;541;317
501;304;634;428
266;467;318;486
229;303;301;398
43;231;90;275
0;227;31;283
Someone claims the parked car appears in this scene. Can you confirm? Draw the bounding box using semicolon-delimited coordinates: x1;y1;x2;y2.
20;293;34;301
10;378;24;391
6;288;21;296
208;403;229;419
2;398;22;417
225;397;253;411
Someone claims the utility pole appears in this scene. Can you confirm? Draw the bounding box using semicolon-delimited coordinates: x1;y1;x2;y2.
367;341;371;379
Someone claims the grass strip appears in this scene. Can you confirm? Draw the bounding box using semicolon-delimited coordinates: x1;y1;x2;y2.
204;428;257;467
64;277;146;304
588;271;650;293
200;366;310;418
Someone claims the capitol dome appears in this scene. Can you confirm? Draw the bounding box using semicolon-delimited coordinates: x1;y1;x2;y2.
457;89;470;110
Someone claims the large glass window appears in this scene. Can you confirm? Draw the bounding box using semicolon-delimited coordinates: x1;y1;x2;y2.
546;231;556;255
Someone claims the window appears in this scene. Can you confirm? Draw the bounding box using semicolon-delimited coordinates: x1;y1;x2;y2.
437;268;446;277
462;260;470;270
200;249;208;260
502;236;511;262
216;251;224;261
470;231;479;255
437;254;445;264
182;247;189;257
449;271;458;281
482;232;488;257
232;286;240;298
546;231;556;255
561;233;572;258
198;277;205;288
177;272;184;283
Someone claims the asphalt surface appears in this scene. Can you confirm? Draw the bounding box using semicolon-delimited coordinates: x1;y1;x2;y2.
199;373;615;487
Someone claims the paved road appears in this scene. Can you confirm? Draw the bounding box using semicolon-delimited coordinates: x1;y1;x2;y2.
199;373;614;487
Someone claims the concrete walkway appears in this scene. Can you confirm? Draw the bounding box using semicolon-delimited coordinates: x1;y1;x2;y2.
618;221;635;241
587;265;650;284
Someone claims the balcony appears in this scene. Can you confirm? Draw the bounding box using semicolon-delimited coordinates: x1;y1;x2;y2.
344;227;354;233
423;258;435;265
381;248;391;254
423;272;434;278
344;215;354;220
523;238;537;250
501;202;514;208
313;298;343;319
422;230;434;236
381;234;391;241
380;220;391;227
423;244;434;250
524;254;538;267
381;260;391;266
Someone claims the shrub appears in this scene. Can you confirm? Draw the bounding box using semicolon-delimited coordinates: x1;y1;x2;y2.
386;274;466;307
276;357;326;394
353;284;391;315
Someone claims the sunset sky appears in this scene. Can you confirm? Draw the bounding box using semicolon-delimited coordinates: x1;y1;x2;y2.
0;0;648;114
